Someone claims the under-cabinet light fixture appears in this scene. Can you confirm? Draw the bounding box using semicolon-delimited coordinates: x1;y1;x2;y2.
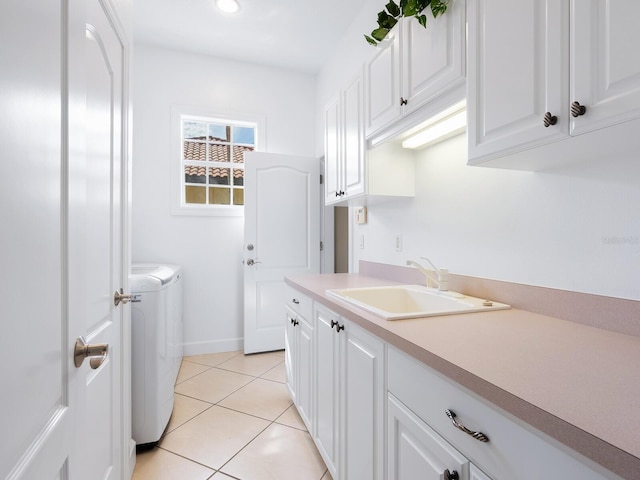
401;103;467;150
216;0;240;14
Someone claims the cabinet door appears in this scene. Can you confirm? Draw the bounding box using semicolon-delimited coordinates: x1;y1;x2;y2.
467;0;569;164
342;321;385;480
470;464;493;480
402;0;466;117
324;96;341;204
365;28;402;137
571;0;640;135
285;307;297;402
388;393;469;480
297;317;314;432
342;73;366;199
314;304;340;475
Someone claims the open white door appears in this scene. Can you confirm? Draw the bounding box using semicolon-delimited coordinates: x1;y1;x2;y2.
243;153;320;354
0;0;129;478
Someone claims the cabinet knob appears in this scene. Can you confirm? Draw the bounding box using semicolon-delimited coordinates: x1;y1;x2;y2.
571;101;587;117
543;112;557;127
330;319;338;329
336;323;344;333
292;299;300;305
400;97;408;106
444;469;459;480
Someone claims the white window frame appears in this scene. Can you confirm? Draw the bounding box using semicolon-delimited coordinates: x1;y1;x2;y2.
171;105;266;217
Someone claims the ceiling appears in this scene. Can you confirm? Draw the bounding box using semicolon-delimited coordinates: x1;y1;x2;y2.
134;0;367;74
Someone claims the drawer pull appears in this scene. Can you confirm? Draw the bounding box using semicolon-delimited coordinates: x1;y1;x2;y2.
292;299;300;304
445;409;489;442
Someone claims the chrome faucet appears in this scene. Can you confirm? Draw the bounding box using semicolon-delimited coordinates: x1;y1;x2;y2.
406;257;449;291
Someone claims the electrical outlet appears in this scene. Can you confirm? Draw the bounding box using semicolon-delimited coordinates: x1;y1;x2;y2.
394;233;402;252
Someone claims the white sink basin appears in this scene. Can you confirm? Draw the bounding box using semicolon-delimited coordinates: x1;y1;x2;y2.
326;285;510;320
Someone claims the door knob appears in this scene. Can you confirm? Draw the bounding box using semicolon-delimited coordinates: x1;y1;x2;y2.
74;336;109;369
246;259;262;266
114;288;133;306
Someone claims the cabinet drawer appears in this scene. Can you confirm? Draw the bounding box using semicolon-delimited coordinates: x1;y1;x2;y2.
285;284;312;321
387;346;614;480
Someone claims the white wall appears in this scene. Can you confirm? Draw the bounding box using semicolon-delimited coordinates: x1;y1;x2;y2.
319;1;640;302
132;45;316;354
352;135;640;300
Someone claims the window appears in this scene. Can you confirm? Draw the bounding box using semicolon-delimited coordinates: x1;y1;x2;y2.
171;106;264;216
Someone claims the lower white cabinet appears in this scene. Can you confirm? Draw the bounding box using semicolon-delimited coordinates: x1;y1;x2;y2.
284;289;313;431
387;346;618;480
388;392;473;480
313;303;385;480
286;286;620;480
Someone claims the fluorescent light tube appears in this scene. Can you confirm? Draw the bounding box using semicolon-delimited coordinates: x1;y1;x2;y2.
401;109;466;149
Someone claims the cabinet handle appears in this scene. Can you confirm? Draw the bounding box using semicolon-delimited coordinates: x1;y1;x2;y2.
571;101;587;117
543;112;557;127
336;323;344;333
444;469;459;480
292;299;300;304
293;319;299;326
400;97;408;106
330;319;338;329
445;409;489;442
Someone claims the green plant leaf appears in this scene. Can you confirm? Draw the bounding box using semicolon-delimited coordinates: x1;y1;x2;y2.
402;0;419;17
364;35;378;46
431;0;447;17
417;14;427;27
385;0;400;18
371;27;390;42
377;11;398;30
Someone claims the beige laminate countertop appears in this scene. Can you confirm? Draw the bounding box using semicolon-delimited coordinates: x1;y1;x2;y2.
285;273;640;480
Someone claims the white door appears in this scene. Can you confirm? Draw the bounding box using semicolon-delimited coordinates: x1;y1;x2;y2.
72;0;127;477
0;0;128;478
243;153;320;354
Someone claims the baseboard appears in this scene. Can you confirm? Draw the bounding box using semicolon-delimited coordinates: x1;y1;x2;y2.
182;337;243;356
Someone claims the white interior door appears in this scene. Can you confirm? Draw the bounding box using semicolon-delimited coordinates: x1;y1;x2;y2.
72;0;126;477
0;0;128;478
243;153;320;354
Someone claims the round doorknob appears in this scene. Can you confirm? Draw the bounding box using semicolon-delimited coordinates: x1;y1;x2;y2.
543;112;557;127
571;101;587;117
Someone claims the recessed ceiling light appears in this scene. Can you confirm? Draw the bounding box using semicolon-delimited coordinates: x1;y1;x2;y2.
216;0;240;14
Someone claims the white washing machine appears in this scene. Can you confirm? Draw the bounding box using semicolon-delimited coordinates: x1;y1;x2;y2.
130;263;183;448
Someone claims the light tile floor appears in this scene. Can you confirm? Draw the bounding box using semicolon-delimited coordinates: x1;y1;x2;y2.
132;350;332;480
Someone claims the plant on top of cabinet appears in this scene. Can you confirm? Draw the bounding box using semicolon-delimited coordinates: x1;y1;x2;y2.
365;0;449;46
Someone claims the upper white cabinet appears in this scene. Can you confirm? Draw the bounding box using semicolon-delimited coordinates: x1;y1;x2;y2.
324;71;416;206
468;0;640;168
365;0;466;140
571;1;640;135
324;72;366;205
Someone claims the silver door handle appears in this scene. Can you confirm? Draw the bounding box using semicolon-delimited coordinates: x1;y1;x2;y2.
114;288;133;306
74;336;109;369
245;259;262;266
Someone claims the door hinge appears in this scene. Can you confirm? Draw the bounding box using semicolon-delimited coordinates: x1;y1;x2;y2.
320;241;324;251
320;174;324;185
